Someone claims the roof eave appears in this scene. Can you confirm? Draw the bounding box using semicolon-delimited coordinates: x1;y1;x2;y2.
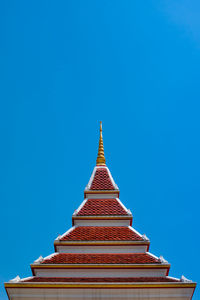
6;280;196;289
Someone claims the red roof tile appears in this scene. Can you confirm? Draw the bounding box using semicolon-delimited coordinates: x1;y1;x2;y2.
41;253;159;264
77;199;128;216
90;168;115;190
24;277;179;283
60;226;143;241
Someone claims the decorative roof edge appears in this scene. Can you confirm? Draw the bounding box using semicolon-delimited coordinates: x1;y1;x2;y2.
31;263;171;269
55;226;76;241
54;240;150;246
128;226;145;240
158;256;168;264
73;199;88;216
5;281;197;289
116;198;132;216
180;275;193;283
9;276;21;283
33;256;44;264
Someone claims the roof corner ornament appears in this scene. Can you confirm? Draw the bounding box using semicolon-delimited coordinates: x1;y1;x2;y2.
9;275;21;283
127;209;132;216
142;234;149;241
73;209;77;216
180;275;193;283
55;234;61;241
158;255;168;264
34;256;44;264
96;121;106;166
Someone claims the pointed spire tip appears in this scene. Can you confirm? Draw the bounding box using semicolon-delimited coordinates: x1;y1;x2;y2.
96;121;106;166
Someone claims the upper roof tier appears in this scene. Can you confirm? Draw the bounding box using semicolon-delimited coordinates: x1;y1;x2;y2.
85;123;119;195
85;166;119;192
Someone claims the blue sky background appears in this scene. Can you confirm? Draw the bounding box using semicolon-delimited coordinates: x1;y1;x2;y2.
0;1;200;299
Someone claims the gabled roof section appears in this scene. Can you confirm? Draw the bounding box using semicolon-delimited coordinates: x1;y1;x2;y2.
85;166;119;191
59;226;144;242
75;198;130;216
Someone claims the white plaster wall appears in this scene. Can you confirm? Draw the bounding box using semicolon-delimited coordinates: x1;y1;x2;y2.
7;287;194;300
86;193;119;199
57;245;147;253
73;219;131;226
34;268;167;278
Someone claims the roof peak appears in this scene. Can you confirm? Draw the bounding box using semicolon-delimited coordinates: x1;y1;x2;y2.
96;122;106;166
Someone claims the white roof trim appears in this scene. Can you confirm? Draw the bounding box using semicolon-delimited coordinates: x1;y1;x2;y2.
42;252;57;261
146;252;159;260
106;166;119;190
20;276;34;282
9;275;21;283
85;167;97;190
55;235;61;241
32;253;57;266
167;275;180;281
73;199;88;216
158;255;168;264
147;252;169;264
128;226;143;238
141;234;149;241
33;256;44;264
56;226;76;241
116;198;132;215
180;275;193;283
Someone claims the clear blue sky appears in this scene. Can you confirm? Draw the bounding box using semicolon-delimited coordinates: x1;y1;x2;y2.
0;1;199;299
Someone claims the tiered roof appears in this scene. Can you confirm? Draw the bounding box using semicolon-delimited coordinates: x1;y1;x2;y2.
5;122;196;300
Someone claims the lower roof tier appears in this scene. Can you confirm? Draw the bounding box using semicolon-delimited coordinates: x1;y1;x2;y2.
5;279;196;300
21;276;180;283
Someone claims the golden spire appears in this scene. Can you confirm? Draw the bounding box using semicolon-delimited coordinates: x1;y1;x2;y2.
96;121;106;166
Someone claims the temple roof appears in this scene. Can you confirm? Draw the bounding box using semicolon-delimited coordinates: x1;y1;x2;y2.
5;122;196;299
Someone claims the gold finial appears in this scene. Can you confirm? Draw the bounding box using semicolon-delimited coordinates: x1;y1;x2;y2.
96;121;106;166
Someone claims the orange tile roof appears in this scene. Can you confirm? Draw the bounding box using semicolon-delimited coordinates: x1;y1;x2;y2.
90;168;115;190
41;253;159;264
60;226;143;241
24;277;179;283
77;199;128;216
